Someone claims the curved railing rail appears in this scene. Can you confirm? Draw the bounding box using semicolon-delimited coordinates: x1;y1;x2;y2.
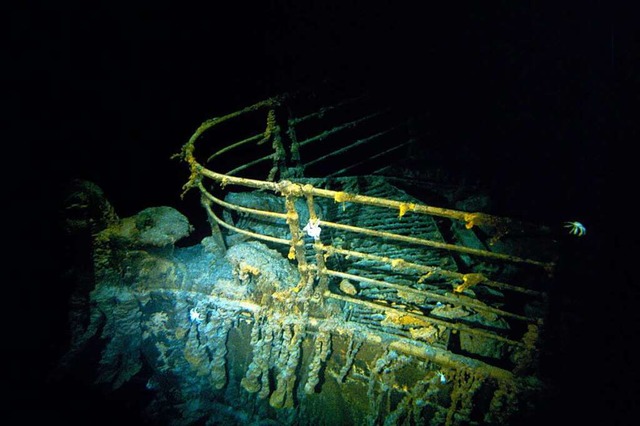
177;93;556;376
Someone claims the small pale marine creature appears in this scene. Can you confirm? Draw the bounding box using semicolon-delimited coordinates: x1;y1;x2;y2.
436;370;447;384
189;308;203;323
303;218;322;239
564;221;586;237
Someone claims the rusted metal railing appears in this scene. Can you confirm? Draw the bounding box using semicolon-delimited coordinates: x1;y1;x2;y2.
177;94;555;377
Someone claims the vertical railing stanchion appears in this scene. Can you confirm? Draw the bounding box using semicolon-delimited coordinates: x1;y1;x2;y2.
303;185;329;296
201;195;227;255
280;181;313;294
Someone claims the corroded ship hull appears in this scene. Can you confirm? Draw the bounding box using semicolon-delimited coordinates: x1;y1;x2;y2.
62;92;557;425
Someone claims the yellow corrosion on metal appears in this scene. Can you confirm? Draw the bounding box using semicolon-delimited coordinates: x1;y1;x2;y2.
319;266;534;322
463;212;506;229
319;243;543;297
454;273;486;293
179;103;552;269
464;212;479;229
324;291;525;347
398;202;416;219
333;191;355;203
276;180;304;197
390;258;407;269
382;310;431;328
463;212;514;248
167;96;557;420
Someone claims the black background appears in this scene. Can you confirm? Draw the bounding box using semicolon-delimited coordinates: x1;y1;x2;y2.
7;1;633;424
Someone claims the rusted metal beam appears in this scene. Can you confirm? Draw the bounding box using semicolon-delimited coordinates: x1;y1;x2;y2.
324;291;526;348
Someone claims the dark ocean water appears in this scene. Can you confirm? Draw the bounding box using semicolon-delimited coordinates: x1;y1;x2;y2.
9;1;627;424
